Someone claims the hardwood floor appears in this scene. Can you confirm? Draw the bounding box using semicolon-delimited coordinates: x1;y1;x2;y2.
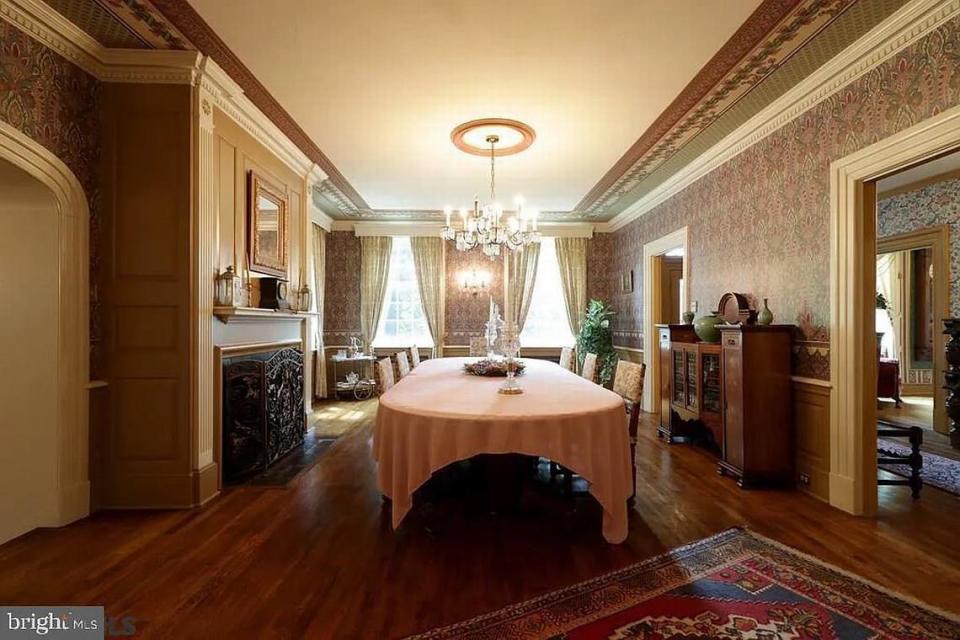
879;396;960;461
1;401;959;639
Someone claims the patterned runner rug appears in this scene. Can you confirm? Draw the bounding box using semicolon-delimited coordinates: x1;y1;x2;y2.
406;528;959;640
878;438;960;497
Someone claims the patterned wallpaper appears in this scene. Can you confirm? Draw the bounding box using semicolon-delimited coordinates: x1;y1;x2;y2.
0;21;102;373
609;15;960;380
878;178;960;317
323;231;362;345
586;232;613;307
323;235;613;347
444;247;505;345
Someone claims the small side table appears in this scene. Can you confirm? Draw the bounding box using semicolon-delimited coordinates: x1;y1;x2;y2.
331;353;377;400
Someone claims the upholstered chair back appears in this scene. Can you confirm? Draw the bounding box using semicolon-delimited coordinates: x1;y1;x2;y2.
396;351;411;379
469;336;487;357
376;357;395;393
558;346;575;372
409;345;421;368
613;361;645;404
581;352;598;383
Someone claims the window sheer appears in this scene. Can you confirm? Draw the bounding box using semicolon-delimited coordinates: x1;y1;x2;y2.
374;237;434;347
521;238;575;347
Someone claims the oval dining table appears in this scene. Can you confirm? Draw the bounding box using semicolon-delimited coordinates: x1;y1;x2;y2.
373;357;633;543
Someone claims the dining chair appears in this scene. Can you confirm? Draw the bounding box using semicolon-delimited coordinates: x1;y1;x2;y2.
409;345;421;368
612;360;645;506
558;346;575;372
396;350;411;379
376;357;395;393
581;352;598;383
469;336;487;357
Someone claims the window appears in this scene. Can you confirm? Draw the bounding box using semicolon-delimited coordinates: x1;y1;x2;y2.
521;238;575;347
374;237;434;347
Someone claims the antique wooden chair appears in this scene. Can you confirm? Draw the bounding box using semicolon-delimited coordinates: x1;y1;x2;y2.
580;352;598;383
409;345;421;368
376;357;395;393
612;360;646;506
396;351;411;379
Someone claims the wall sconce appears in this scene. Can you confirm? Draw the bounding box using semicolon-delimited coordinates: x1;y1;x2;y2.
459;268;490;297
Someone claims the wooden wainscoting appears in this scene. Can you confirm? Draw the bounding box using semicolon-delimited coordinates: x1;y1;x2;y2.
792;377;832;501
615;346;644;365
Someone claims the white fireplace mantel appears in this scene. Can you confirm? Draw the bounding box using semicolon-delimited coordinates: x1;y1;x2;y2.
213;306;317;324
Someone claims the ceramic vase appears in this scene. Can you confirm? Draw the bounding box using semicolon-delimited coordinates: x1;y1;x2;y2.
758;298;774;326
682;310;695;325
693;313;723;343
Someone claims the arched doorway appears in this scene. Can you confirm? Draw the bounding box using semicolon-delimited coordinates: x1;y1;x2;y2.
0;122;90;544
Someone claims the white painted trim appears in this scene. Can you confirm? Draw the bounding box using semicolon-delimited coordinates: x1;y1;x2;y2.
0;0;319;183
605;0;960;232
345;220;595;238
641;227;689;413
829;102;960;516
791;375;833;388
197;58;315;178
0;0;202;83
0;120;90;529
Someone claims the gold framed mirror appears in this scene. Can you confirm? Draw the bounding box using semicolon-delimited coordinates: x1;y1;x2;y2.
247;170;288;278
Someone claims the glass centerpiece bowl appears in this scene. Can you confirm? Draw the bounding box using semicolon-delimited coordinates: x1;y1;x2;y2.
498;321;523;395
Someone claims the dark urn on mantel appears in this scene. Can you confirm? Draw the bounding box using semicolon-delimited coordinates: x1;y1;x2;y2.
943;318;960;448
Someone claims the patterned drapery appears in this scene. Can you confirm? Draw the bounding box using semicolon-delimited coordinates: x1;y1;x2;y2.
410;237;445;357
360;236;392;353
556;237;588;336
507;244;540;332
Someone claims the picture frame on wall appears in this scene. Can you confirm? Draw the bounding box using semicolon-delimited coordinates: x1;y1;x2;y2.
621;270;634;294
247;170;289;278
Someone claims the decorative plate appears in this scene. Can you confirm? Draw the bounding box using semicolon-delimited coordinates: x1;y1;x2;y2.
463;358;526;377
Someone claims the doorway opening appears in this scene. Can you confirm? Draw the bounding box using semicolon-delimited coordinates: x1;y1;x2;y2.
0;122;90;545
0;158;65;543
642;228;690;413
870;153;960;500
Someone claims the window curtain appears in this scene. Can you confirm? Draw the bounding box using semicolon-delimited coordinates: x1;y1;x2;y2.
360;236;392;353
876;252;902;362
555;237;588;337
507;244;540;331
410;237;445;357
311;224;327;398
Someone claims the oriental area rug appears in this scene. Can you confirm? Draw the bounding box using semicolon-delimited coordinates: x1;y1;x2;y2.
407;528;959;640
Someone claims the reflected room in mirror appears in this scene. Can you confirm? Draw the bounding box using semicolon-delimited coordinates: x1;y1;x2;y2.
247;170;288;277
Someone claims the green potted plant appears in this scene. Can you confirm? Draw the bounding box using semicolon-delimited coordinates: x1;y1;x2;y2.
575;299;619;386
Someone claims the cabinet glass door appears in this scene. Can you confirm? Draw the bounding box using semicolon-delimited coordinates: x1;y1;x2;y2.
672;350;685;405
685;350;698;409
701;352;722;415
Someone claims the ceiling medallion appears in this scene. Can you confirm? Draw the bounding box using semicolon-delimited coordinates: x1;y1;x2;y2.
441;123;541;259
450;118;536;157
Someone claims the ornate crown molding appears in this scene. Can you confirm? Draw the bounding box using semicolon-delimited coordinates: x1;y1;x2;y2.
607;0;960;232
0;0;201;83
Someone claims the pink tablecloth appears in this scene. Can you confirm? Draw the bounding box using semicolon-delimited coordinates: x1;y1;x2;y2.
373;357;632;543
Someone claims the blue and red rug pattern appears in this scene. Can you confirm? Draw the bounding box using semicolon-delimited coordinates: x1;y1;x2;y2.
408;529;959;640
